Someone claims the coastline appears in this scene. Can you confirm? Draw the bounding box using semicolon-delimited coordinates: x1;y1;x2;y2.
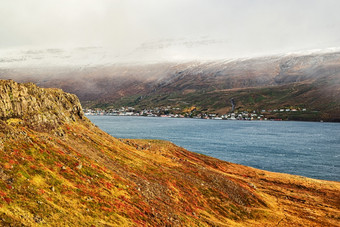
88;115;340;182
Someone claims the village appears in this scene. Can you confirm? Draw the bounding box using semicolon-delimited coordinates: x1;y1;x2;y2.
84;106;309;121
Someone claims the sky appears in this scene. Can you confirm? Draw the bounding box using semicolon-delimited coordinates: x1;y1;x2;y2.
1;0;340;65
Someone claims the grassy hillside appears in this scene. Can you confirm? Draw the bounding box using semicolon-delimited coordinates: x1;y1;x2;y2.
0;80;339;226
109;78;340;121
1;51;340;121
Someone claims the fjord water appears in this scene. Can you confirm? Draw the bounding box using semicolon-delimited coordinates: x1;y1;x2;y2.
88;116;340;181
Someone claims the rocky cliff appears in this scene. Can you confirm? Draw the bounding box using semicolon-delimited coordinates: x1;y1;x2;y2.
0;80;84;130
0;80;339;226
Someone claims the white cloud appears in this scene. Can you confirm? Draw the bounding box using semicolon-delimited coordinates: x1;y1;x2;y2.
1;0;340;62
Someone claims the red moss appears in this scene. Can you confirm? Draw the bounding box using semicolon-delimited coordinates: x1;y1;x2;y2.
55;162;63;168
38;189;45;195
3;163;12;169
56;150;65;155
25;155;35;161
101;206;113;212
3;197;12;204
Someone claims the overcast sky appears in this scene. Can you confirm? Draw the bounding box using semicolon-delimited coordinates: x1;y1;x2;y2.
1;0;340;63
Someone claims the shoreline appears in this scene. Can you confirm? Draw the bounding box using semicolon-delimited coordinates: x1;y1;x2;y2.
88;115;340;182
86;114;340;123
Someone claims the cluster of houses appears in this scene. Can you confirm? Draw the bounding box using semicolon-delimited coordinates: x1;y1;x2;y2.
84;106;182;117
216;108;308;120
84;106;308;120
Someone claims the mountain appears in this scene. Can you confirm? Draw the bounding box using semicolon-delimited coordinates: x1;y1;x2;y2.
0;80;339;226
1;50;340;121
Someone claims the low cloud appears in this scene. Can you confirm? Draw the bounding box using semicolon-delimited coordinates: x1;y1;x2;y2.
1;0;340;62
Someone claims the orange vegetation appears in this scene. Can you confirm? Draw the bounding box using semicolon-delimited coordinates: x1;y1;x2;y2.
0;80;339;226
0;119;339;226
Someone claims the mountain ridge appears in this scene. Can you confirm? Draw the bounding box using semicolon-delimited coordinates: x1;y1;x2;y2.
1;51;339;121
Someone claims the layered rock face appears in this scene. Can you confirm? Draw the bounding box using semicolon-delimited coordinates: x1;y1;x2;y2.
0;80;84;129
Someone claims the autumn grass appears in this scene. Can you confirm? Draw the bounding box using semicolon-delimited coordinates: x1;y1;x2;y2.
0;117;339;226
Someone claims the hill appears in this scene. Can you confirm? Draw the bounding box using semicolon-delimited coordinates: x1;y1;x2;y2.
0;80;339;226
1;51;340;121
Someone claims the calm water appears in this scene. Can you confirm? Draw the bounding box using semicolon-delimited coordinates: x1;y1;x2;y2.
88;116;340;181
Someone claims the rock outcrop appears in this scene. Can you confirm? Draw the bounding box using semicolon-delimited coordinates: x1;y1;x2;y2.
0;80;84;130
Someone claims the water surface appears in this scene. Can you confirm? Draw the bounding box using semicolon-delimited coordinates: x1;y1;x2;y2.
88;116;340;181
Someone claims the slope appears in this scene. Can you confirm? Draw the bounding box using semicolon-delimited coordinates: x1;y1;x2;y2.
0;80;339;226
